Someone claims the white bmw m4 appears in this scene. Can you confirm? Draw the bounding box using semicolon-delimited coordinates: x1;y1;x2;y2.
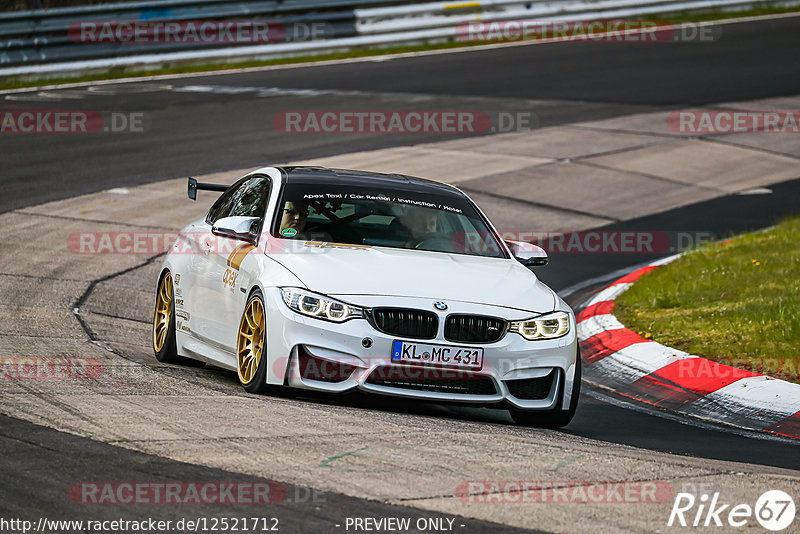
153;166;580;427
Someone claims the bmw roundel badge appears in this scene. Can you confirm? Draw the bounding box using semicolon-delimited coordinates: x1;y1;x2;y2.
433;301;448;311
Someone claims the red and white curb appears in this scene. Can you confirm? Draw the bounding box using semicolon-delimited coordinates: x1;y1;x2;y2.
576;256;800;440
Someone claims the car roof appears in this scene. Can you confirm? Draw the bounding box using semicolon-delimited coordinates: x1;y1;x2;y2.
278;166;465;199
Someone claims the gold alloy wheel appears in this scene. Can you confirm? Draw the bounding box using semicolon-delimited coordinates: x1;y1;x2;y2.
237;297;265;385
153;272;173;352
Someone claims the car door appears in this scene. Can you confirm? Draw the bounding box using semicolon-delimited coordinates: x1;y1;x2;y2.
189;175;272;352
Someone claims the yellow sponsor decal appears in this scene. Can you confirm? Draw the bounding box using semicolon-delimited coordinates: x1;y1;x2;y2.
222;243;254;291
226;243;256;270
226;243;246;267
445;1;480;9
222;268;238;290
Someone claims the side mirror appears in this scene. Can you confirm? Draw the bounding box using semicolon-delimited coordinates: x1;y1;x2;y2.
506;240;548;267
212;216;261;244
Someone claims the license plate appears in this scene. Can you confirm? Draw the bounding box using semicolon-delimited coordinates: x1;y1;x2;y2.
391;340;484;370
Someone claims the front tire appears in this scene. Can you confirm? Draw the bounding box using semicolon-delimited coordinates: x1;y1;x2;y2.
510;349;581;429
236;289;295;397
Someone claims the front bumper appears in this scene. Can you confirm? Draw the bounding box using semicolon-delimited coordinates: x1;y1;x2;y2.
263;289;578;411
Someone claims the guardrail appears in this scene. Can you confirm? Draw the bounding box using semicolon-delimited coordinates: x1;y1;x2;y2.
1;0;799;78
356;0;794;34
0;0;403;67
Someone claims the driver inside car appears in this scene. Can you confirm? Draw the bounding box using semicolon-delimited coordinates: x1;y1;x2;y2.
279;201;309;236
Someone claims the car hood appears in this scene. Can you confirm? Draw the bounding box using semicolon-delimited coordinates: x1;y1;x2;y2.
266;243;555;313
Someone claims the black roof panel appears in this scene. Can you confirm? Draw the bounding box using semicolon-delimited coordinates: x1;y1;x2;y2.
280;166;464;198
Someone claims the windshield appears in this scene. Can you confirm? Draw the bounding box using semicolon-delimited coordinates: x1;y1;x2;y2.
272;182;507;258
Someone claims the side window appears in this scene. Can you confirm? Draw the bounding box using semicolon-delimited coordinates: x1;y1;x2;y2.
206;177;246;225
229;176;270;219
205;176;271;225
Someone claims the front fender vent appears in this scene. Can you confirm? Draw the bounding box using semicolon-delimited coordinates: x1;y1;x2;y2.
504;370;557;400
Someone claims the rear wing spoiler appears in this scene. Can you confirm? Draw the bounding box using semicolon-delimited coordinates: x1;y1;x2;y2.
188;177;228;201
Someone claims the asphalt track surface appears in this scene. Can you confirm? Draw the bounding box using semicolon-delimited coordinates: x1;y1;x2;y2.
2;15;800;213
2;14;800;532
0;414;540;533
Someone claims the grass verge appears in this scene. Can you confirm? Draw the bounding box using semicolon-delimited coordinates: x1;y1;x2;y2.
615;216;800;383
1;5;798;91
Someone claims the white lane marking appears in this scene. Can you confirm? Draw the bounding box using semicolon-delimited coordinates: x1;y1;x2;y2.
87;83;174;94
37;90;87;99
3;82;412;103
2;12;798;96
5;94;53;101
176;85;258;95
5;89;90;101
167;84;469;105
577;313;626;339
590;355;650;385
169;84;423;101
650;253;681;267
736;187;773;195
3;82;426;102
607;342;695;378
172;84;327;97
694;376;800;419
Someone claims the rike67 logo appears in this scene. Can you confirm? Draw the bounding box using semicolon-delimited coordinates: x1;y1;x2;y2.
668;490;795;531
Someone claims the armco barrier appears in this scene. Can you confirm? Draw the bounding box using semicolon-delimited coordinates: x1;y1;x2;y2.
0;0;394;66
2;0;800;78
355;0;785;34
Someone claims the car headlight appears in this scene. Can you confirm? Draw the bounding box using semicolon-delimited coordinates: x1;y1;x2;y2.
280;288;363;322
509;311;571;340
